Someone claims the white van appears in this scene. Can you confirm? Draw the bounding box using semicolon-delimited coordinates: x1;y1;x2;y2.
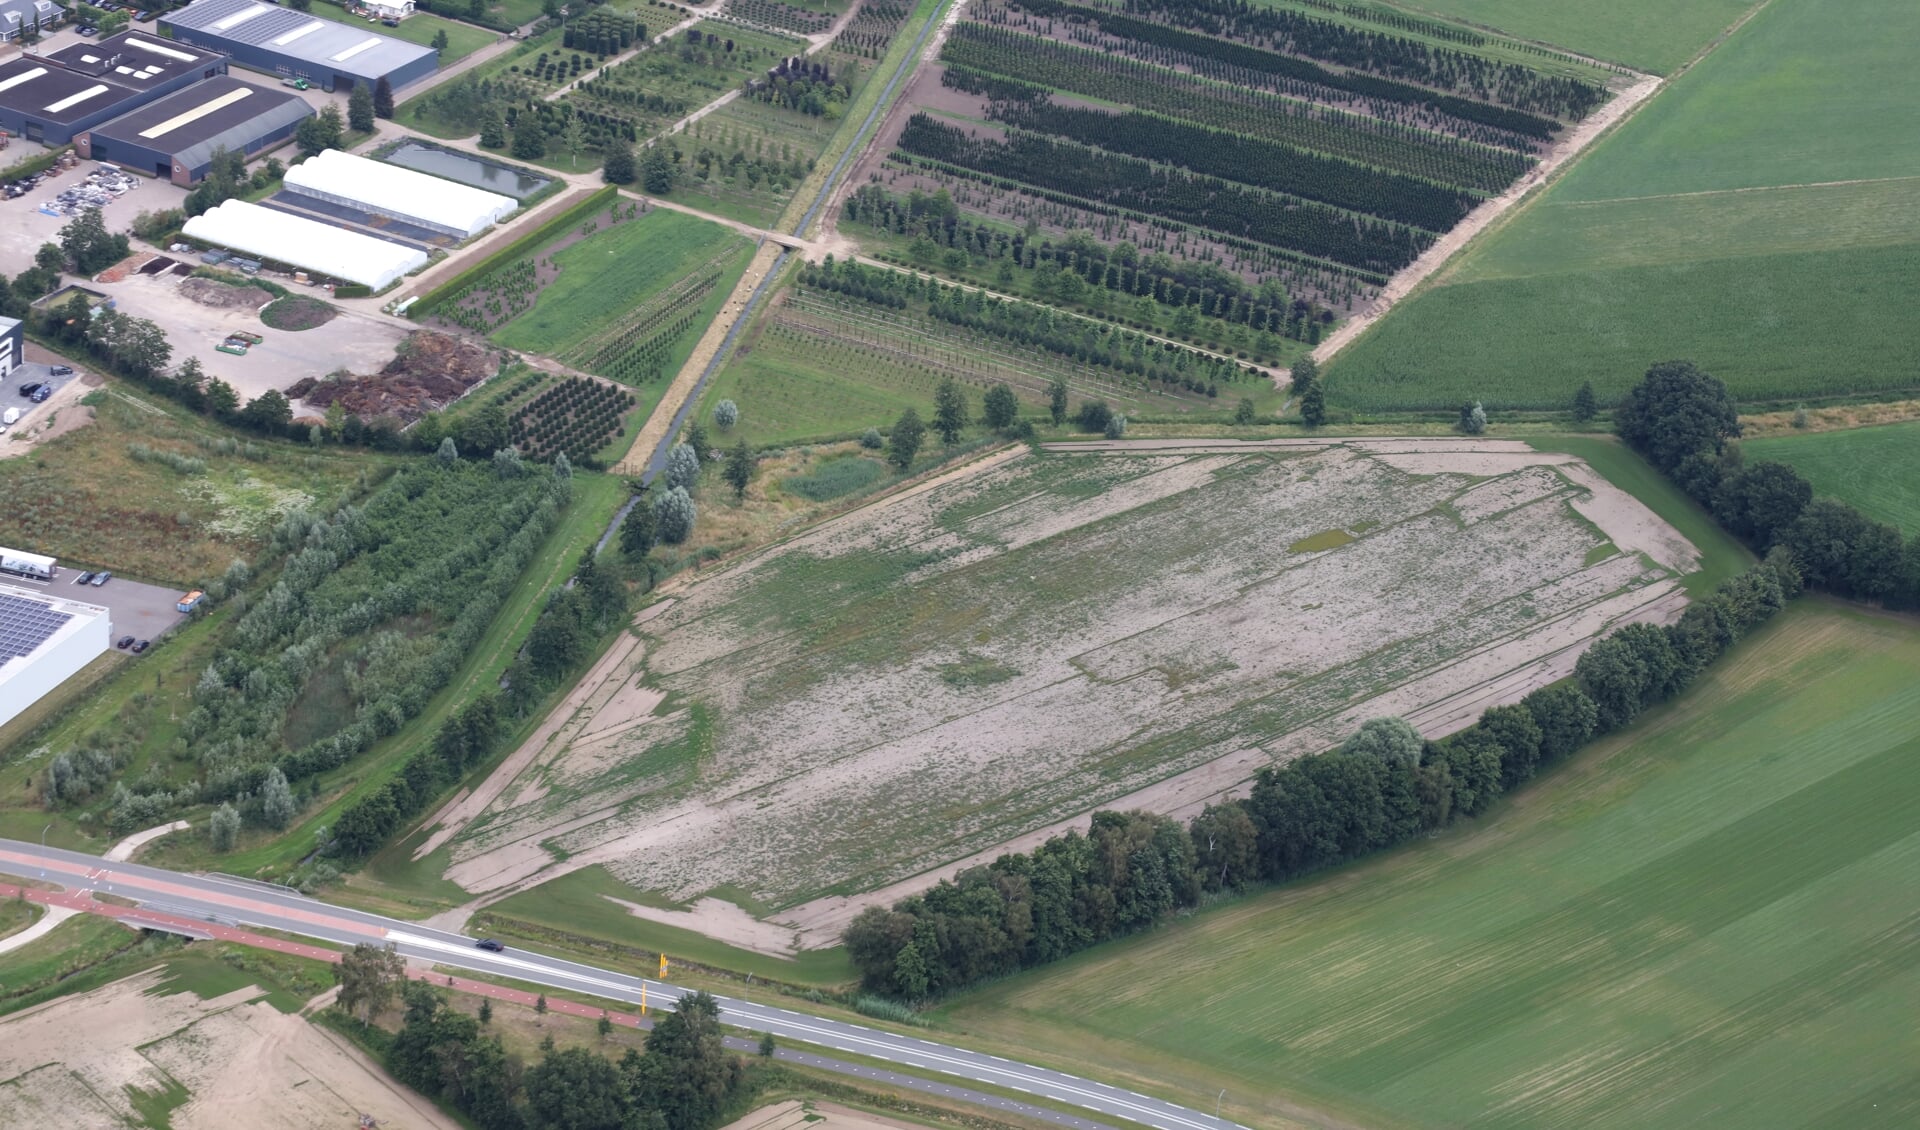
1;407;19;426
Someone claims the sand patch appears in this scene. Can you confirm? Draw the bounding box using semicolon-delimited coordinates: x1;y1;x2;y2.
440;440;1700;943
0;968;459;1130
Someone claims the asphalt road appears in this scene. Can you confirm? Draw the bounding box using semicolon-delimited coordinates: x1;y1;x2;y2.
0;841;1245;1130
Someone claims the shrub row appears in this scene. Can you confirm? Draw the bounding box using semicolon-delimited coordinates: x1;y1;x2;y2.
845;553;1800;999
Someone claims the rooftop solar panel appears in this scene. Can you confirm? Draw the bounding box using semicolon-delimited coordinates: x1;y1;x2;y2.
0;593;73;661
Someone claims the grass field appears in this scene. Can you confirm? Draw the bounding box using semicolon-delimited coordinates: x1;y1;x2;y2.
1328;0;1920;412
478;866;857;986
939;600;1920;1130
492;208;749;356
0;389;382;585
1744;422;1920;534
1380;0;1751;74
300;3;498;64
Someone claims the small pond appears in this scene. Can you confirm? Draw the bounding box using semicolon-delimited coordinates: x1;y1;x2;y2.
383;142;553;199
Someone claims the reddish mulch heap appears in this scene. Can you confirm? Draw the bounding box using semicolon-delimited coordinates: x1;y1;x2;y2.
287;332;500;423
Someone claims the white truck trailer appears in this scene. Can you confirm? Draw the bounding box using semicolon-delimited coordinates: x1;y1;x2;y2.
0;547;57;581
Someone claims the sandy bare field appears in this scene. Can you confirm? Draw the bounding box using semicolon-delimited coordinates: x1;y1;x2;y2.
0;968;459;1130
429;439;1697;947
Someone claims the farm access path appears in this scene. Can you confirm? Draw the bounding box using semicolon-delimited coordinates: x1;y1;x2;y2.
0;844;1246;1130
1311;67;1661;366
612;0;966;476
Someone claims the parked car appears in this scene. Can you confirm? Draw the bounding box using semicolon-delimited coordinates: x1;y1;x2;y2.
475;939;506;952
77;25;97;35
90;571;111;586
134;9;152;19
116;635;135;649
29;387;50;403
17;382;42;397
381;17;398;25
49;365;73;376
131;639;150;653
74;571;94;585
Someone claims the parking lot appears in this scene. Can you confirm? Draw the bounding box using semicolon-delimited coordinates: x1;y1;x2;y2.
0;360;81;434
0;161;188;277
14;568;189;646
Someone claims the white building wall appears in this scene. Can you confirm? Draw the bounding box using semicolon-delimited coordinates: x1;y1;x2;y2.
283;149;513;238
0;600;111;729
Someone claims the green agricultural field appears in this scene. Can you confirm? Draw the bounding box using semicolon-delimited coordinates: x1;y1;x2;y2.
1378;0;1752;74
492;208;749;356
941;601;1920;1130
1744;423;1920;534
1328;0;1920;413
704;326;938;446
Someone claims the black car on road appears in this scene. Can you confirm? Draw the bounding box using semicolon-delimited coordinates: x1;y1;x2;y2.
475;938;506;952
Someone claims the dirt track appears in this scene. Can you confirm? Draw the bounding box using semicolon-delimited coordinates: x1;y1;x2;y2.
1311;71;1662;366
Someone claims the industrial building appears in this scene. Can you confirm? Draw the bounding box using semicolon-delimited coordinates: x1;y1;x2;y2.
0;582;111;730
284;149;514;239
0;316;20;378
0;31;225;145
75;75;313;184
161;0;439;94
183;198;428;288
0;0;63;44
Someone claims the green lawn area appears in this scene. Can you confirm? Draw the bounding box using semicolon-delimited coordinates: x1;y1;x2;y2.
1744;422;1920;534
492;208;749;356
298;3;499;63
938;600;1920;1130
0;916;155;1019
478;866;857;987
388;12;499;63
1328;0;1920;413
1366;0;1752;73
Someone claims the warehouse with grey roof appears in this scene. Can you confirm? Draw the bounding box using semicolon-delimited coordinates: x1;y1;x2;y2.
75;75;313;184
160;0;439;94
0;31;225;144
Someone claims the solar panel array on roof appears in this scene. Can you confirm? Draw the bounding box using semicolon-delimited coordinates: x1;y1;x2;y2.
0;592;72;661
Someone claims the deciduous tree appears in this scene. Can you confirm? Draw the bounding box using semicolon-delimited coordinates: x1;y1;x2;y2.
887;408;924;471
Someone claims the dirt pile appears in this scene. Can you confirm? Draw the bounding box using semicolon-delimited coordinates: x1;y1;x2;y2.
178;275;274;309
287;331;499;422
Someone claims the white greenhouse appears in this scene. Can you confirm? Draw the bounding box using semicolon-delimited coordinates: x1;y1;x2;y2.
183;200;429;289
283;149;516;239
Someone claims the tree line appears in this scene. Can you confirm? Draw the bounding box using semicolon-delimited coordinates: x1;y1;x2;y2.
1616;361;1920;607
986;96;1480;231
844;185;1334;346
846;550;1800;998
798;256;1258;392
941;39;1531;192
989;0;1564;137
895;114;1432;272
1058;0;1606;118
360;958;749;1130
331;516;628;858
